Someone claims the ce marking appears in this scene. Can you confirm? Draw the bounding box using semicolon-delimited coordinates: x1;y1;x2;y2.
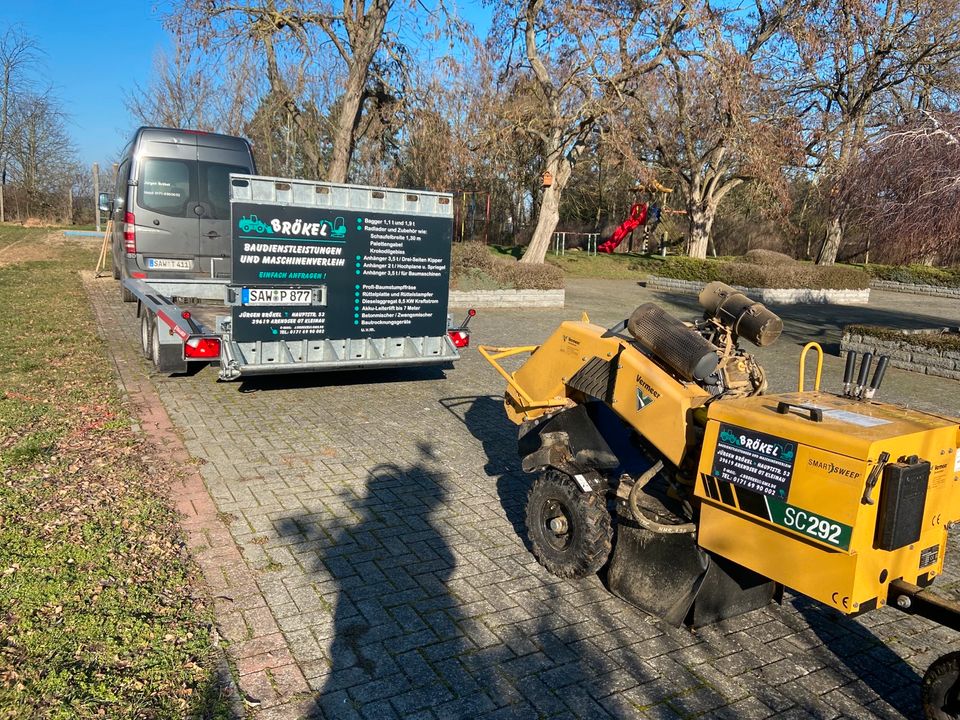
831;592;850;609
932;513;942;526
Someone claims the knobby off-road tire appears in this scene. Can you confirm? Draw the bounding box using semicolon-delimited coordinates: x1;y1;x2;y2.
526;469;612;579
923;652;960;720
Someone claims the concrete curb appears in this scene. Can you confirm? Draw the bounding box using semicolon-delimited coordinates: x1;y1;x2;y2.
871;280;960;299
449;288;564;308
840;329;960;381
644;275;870;304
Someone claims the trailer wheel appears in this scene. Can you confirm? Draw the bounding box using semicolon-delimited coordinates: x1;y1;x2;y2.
150;321;162;370
923;652;960;720
140;312;153;358
526;469;612;579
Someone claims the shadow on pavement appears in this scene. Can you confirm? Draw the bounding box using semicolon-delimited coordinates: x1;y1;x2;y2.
438;395;530;543
235;364;449;393
274;436;718;718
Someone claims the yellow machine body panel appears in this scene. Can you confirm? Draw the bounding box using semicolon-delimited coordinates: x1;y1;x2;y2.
696;391;960;614
504;321;711;466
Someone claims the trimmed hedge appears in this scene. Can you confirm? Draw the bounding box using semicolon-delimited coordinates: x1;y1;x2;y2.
451;242;565;290
846;324;960;352
865;263;960;288
653;255;870;290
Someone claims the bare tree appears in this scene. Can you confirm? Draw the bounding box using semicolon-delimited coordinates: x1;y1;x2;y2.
125;47;220;131
625;0;802;259
170;0;463;183
8;93;76;220
842;112;960;264
788;0;960;265
489;0;686;264
0;25;40;222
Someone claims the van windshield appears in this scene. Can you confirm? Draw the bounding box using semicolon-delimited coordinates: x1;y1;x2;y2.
138;157;250;219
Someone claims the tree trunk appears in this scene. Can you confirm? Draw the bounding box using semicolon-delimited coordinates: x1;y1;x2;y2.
687;204;715;259
521;182;561;264
816;215;843;265
326;68;366;184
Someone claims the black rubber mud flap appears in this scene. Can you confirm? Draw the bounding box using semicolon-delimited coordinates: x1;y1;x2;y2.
607;516;709;626
687;553;776;627
607;519;774;627
518;403;620;473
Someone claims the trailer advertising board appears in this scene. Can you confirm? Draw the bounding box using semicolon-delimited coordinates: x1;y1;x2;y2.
230;202;452;343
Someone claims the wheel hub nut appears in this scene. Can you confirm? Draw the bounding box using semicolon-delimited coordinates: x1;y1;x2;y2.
549;517;568;534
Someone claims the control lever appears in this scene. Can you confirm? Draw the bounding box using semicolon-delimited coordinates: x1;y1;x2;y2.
843;351;858;396
855;352;873;400
863;356;889;400
862;451;891;505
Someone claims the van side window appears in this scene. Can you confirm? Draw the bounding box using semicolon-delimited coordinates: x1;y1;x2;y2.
139;158;192;216
115;159;130;214
201;162;249;220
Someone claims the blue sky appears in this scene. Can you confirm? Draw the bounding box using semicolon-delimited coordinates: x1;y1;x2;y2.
1;1;171;167
1;1;490;168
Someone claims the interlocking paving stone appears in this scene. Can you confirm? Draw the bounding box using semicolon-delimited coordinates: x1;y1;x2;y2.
87;275;960;719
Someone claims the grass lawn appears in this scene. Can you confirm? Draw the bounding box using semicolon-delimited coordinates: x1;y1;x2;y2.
0;228;228;718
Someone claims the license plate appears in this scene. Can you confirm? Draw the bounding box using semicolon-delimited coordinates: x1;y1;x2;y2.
241;288;313;305
147;258;193;270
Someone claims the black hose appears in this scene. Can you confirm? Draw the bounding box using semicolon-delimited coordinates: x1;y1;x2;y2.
627;460;696;535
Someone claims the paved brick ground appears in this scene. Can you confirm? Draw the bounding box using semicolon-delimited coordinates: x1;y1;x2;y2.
86;275;960;719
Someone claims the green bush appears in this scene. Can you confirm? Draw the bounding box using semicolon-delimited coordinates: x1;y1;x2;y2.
651;255;870;290
742;249;797;266
847;324;960;352
865;263;960;288
451;242;564;289
657;256;727;282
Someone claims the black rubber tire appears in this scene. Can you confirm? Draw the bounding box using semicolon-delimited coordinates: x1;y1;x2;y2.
150;320;162;369
525;469;612;579
112;257;120;280
140;312;153;358
923;652;960;720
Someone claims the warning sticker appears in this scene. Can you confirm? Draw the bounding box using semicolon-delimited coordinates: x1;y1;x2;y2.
711;423;797;499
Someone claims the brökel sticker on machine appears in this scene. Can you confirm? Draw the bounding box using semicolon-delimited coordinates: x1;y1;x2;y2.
712;423;796;499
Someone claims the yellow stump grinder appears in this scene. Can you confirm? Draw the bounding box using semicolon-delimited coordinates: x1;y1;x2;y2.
479;282;960;718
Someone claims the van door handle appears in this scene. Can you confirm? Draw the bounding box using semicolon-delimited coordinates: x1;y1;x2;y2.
205;231;220;239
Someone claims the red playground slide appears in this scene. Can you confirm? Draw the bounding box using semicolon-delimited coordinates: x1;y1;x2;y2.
598;202;648;253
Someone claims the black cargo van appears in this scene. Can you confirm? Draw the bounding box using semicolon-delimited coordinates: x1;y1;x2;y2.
103;127;256;301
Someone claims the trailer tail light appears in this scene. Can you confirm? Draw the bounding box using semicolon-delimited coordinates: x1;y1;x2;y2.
184;336;221;359
123;211;136;254
449;330;470;348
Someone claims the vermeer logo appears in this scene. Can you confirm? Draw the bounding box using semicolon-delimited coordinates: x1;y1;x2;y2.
561;335;581;346
807;458;859;479
635;375;660;411
635;375;660;399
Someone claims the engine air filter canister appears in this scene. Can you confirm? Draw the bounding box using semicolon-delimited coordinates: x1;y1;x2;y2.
627;303;720;382
698;281;783;347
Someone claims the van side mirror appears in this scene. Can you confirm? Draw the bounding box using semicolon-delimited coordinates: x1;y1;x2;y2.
98;192;112;213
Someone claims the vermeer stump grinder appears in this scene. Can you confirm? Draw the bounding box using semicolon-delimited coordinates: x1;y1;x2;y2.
479;282;960;717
